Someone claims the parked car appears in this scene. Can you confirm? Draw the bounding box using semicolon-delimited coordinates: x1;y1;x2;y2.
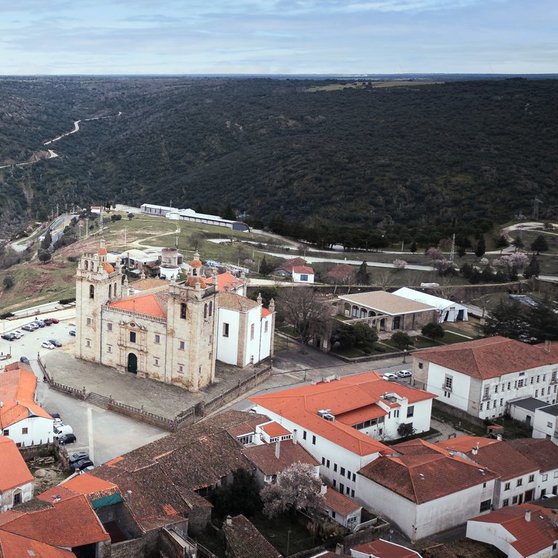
69;329;76;337
21;323;37;332
48;339;62;347
382;373;398;381
69;451;90;465
34;320;46;328
19;356;30;364
71;458;94;472
44;318;60;325
397;369;413;378
1;333;16;341
58;433;76;445
54;425;74;437
41;341;55;350
12;330;24;339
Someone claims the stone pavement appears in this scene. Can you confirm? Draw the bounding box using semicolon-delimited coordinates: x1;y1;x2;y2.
41;351;268;419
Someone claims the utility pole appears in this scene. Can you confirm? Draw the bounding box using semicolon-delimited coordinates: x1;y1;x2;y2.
449;233;456;263
533;197;542;220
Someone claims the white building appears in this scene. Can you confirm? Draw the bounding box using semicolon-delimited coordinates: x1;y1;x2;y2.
0;437;34;511
509;397;549;429
0;363;54;446
393;287;468;323
292;265;315;284
467;504;558;558
250;372;435;500
531;404;558;444
357;438;497;541
413;337;558;420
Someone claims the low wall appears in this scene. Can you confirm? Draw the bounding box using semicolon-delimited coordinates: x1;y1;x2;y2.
433;399;485;428
110;530;159;558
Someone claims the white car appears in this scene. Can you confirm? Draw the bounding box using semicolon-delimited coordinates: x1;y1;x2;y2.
12;330;24;339
41;341;55;350
397;369;413;378
382;373;398;381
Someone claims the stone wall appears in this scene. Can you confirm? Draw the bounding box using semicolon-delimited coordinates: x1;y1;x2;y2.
110;530;159;558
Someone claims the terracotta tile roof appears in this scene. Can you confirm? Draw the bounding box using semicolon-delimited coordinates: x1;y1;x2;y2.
91;411;267;533
469;504;558;557
243;440;318;476
359;439;498;504
465;440;537;481
323;487;361;517
130;277;168;291
218;292;259;312
0;529;76;558
98;247;108;256
205;272;244;293
251;372;434;457
335;404;387;426
416;336;558;379
58;473;120;503
260;422;291;438
226;415;270;440
0;437;33;492
108;289;168;319
353;539;422;558
436;436;499;454
278;258;307;272
0;364;52;428
338;291;436;316
262;308;271;318
223;515;283;558
507;438;558;473
102;263;114;273
0;492;109;547
292;266;314;274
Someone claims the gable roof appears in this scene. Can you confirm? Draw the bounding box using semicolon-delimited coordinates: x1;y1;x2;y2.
243;440;318;476
338;291;436;316
352;539;422;558
0;529;76;558
292;266;314;275
507;438;558;473
130;277;168;291
0;363;52;429
205;272;244;293
469;504;558;557
0;437;33;492
277;258;307;272
323;487;361;517
108;288;168;319
359;439;498;504
436;435;499;454
393;287;465;313
416;336;558;379
251;372;434;457
223;515;282;558
218;292;259;312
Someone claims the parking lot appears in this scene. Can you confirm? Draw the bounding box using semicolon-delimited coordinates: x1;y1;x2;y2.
0;316;167;466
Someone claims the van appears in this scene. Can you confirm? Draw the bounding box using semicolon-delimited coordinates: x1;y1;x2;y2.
54;424;73;437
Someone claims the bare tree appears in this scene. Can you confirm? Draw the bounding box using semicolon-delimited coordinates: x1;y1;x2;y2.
277;287;331;344
260;462;325;519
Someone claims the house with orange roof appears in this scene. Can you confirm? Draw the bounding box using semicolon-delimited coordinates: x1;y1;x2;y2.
0;437;34;511
0;362;53;446
322;486;362;529
466;503;558;558
357;438;498;540
75;242;275;392
0;530;76;558
292;265;315;284
250;372;435;501
412;336;558;421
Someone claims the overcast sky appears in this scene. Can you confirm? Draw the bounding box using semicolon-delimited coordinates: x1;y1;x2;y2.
1;0;557;75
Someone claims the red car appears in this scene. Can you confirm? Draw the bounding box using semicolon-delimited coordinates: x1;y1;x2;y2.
44;318;60;325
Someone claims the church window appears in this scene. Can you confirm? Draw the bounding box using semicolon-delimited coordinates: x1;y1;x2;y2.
89;285;95;299
130;331;136;343
178;364;184;374
107;345;112;353
154;358;160;367
107;322;112;331
265;321;269;333
86;339;91;348
87;317;92;326
114;283;117;295
179;341;185;350
204;304;208;319
209;301;213;316
84;260;89;270
223;323;230;337
180;303;187;319
250;324;255;340
109;285;112;298
154;334;161;344
13;491;22;506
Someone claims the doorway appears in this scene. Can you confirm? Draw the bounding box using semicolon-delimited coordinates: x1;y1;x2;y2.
127;353;138;374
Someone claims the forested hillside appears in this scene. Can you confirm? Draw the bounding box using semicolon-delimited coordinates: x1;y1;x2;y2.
0;76;557;241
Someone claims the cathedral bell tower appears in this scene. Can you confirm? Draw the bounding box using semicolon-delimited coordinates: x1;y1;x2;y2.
75;239;124;362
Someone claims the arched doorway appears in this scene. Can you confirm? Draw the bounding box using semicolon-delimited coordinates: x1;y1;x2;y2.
127;353;138;374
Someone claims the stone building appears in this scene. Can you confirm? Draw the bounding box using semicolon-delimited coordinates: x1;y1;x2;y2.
75;241;274;392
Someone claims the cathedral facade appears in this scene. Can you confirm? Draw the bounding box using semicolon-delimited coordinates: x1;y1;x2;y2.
75;242;274;392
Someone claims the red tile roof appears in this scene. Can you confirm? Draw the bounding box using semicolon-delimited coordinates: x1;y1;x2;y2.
469;504;558;557
416;336;558;379
0;437;33;492
251;373;434;457
243;440;318;476
359;439;498;504
0;529;76;558
353;539;422;558
0;493;109;548
109;289;168;319
323;487;361;517
292;266;314;274
507;438;558;473
465;440;537;481
102;263;114;273
262;308;271;318
436;436;499;454
0;364;52;428
260;422;291;438
278;258;307;272
205;272;244;293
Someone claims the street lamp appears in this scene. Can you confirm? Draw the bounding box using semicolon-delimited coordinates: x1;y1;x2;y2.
403;349;408;364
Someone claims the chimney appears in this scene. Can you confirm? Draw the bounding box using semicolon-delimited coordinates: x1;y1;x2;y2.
275;440;281;459
472;443;479;456
545;340;551;353
525;510;531;522
292;429;298;444
496;433;502;441
335;543;344;555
